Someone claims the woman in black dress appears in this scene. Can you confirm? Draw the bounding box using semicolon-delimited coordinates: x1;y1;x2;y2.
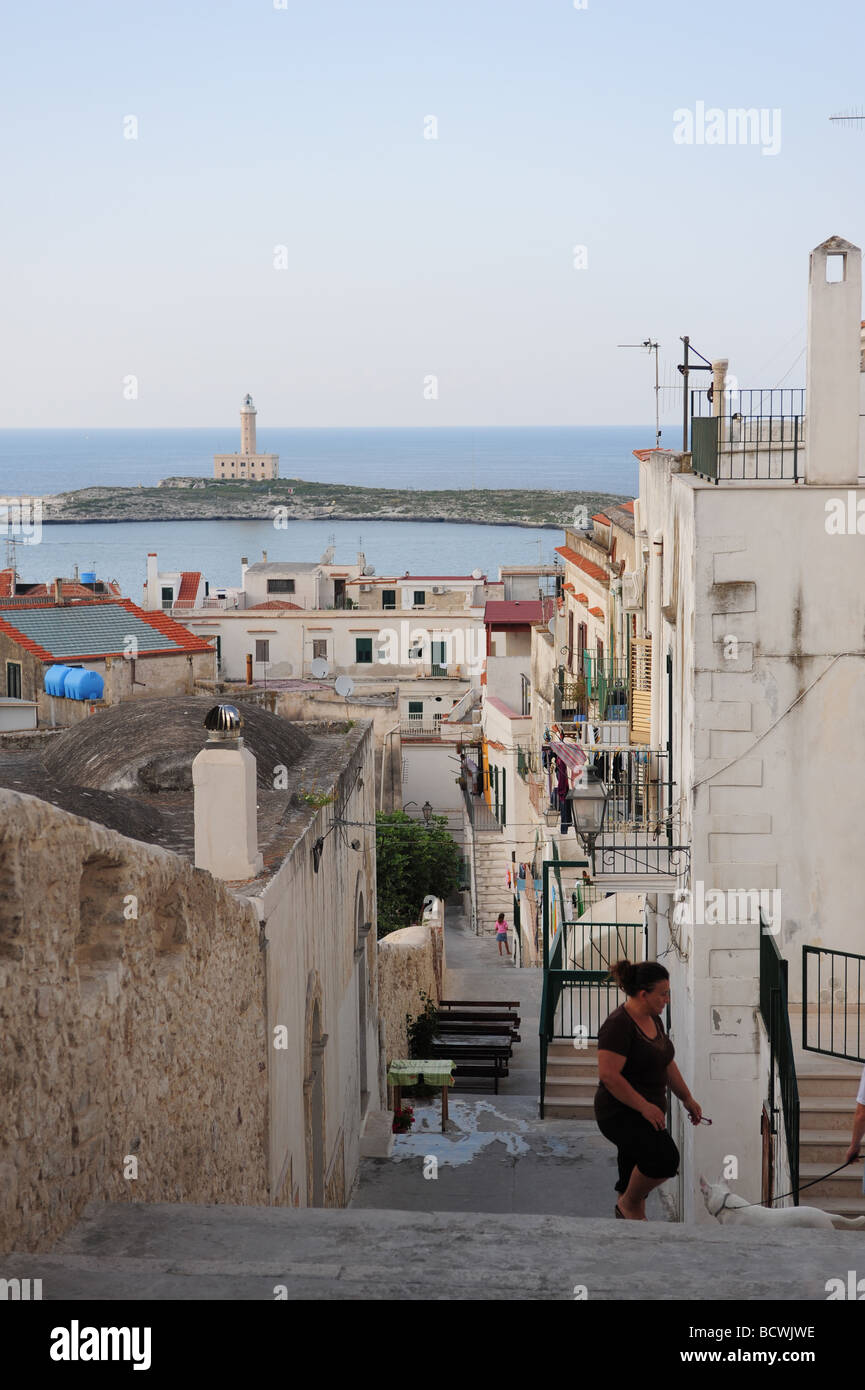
595;959;702;1220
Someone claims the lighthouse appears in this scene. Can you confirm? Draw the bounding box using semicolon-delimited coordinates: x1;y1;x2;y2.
213;394;280;481
240;393;257;455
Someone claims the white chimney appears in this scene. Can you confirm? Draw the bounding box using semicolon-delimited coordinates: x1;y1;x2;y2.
240;556;249;587
145;553;159;609
806;235;862;485
192;705;263;881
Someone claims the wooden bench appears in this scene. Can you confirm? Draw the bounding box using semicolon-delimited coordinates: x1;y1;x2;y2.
429;1036;512;1093
433;1019;521;1042
439;999;520;1009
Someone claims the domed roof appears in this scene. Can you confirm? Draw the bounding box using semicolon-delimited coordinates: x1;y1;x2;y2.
240;393;256;410
43;695;312;793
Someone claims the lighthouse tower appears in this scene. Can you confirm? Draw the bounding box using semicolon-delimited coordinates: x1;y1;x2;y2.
213;393;279;481
240;393;257;455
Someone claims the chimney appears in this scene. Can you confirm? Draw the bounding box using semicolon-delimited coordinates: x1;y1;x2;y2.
192;705;263;881
53;578;62;604
262;550;268;563
240;556;249;587
805;235;862;485
145;553;159;609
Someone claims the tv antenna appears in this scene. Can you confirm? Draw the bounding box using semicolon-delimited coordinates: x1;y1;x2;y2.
618;340;661;447
829;108;865;128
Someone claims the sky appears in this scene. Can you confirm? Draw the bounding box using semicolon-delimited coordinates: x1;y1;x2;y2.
1;0;863;428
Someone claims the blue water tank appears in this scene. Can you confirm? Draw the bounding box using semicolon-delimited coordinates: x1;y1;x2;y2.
80;571;96;584
63;668;104;701
45;664;72;696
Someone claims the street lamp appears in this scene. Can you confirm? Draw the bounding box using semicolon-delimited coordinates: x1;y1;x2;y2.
567;768;608;872
421;800;433;824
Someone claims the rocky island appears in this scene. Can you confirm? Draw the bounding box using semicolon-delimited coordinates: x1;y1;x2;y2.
40;476;630;528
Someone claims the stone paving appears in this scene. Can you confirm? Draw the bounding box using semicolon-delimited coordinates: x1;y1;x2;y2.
353;899;669;1220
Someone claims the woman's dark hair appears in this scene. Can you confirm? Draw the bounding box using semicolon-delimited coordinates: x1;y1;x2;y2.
496;912;506;921
609;958;669;996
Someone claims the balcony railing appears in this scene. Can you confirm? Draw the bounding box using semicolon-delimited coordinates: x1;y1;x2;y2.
760;920;800;1204
462;784;502;833
690;388;805;483
559;656;630;722
802;945;865;1062
400;720;444;738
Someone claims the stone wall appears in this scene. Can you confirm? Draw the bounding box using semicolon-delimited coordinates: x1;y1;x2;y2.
376;899;445;1063
0;788;267;1254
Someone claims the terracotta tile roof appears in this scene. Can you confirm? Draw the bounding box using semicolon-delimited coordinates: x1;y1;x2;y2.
563;583;575;595
633;448;668;462
589;606;605;619
554;547;610;586
177;571;201;603
483;599;554;626
0;598;215;659
592;513;612;525
621;500;635;513
246;600;303;611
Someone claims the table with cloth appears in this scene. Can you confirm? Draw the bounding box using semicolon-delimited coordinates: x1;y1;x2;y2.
387;1058;455;1132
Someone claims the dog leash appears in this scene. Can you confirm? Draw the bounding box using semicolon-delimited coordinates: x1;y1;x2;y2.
716;1159;859;1211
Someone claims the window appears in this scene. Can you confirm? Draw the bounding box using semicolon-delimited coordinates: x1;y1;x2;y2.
312;639;327;660
408;700;423;722
6;661;22;699
355;637;373;664
255;640;270;664
431;640;447;676
267;578;295;594
413;590;426;606
161;586;173;610
382;589;396;610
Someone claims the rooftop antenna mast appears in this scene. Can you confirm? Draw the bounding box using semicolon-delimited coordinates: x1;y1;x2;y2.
618;340;661;446
829;108;865;127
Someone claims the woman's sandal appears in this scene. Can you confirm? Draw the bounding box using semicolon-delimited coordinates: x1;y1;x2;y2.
615;1204;625;1219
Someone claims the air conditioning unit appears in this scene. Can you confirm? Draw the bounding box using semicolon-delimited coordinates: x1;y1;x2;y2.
432;586;444;594
622;569;645;612
360;584;372;592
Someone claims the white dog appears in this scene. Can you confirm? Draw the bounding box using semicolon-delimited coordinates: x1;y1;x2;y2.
699;1175;865;1231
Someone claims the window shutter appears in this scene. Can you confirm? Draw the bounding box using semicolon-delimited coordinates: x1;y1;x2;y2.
629;637;652;744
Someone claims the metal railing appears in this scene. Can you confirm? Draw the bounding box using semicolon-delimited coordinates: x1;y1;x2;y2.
690;388;804;483
517;745;538;781
400;720;444;737
559;657;630;722
802;946;865;1062
759;921;800;1204
462;784;502;833
591;750;690;878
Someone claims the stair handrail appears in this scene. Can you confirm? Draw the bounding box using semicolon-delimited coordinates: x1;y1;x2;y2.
759;917;800;1204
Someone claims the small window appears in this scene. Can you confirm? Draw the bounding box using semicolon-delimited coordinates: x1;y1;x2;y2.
826;254;845;283
355;637;373;664
408;700;423;721
6;661;22;699
312;639;327;660
413;590;426;606
267;578;295;594
382;589;396;610
255;639;270;663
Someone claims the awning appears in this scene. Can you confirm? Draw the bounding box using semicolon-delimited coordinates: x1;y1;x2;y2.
548;740;587;771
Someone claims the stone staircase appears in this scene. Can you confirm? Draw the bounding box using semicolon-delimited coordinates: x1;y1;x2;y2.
468;831;515;938
543;1040;598;1118
794;1048;864;1219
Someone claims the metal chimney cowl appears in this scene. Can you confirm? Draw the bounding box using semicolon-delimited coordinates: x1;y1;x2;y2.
193;704;262;881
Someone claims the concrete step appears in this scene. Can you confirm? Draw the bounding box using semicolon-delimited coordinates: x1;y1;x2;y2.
542;1097;596;1119
798;1097;859;1130
798;1161;864;1197
803;1196;865;1221
799;1129;862;1163
796;1071;861;1097
544;1079;597;1099
9;1201;865;1301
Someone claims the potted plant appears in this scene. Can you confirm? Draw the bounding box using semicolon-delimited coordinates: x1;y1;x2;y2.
392;1104;415;1134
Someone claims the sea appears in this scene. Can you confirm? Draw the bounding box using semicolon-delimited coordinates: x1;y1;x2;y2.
0;426;648;597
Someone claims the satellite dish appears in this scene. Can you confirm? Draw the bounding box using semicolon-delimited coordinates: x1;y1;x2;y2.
471;568;483;580
334;675;354;698
362;564;375;576
310;657;329;679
